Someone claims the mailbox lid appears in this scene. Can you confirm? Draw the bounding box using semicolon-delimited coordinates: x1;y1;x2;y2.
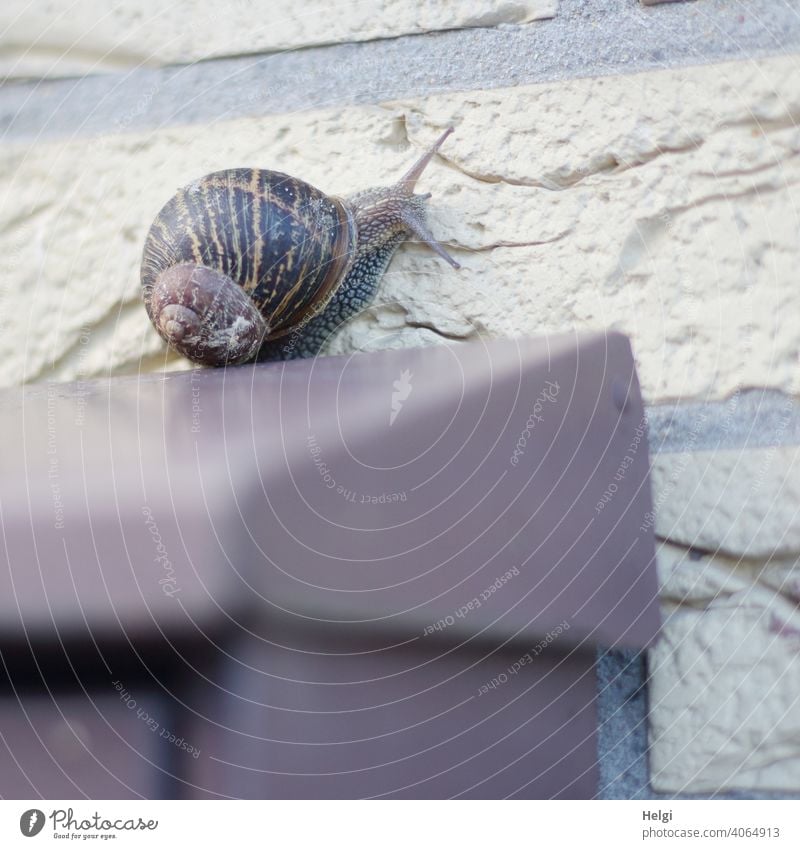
0;331;659;655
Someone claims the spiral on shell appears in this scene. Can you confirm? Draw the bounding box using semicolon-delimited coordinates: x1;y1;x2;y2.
141;168;356;365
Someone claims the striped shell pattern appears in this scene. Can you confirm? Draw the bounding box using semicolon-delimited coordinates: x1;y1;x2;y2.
141;168;356;363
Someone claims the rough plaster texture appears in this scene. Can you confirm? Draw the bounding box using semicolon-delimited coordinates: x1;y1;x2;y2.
6;0;797;144
651;445;800;559
1;55;799;403
650;542;800;793
0;0;556;79
648;437;800;792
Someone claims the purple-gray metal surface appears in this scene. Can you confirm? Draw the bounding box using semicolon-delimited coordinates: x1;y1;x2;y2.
0;332;659;798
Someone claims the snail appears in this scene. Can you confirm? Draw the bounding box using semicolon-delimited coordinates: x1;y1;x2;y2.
140;127;459;366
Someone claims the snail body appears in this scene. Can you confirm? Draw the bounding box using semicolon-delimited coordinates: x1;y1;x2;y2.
141;128;459;366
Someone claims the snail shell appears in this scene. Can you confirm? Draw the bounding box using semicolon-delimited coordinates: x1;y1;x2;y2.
141;128;458;366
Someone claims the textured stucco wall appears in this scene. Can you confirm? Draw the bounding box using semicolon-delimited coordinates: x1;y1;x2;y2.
2;1;800;798
0;0;556;79
650;443;800;793
1;55;798;401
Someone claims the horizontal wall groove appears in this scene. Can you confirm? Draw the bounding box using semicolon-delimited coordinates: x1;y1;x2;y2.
1;0;799;144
